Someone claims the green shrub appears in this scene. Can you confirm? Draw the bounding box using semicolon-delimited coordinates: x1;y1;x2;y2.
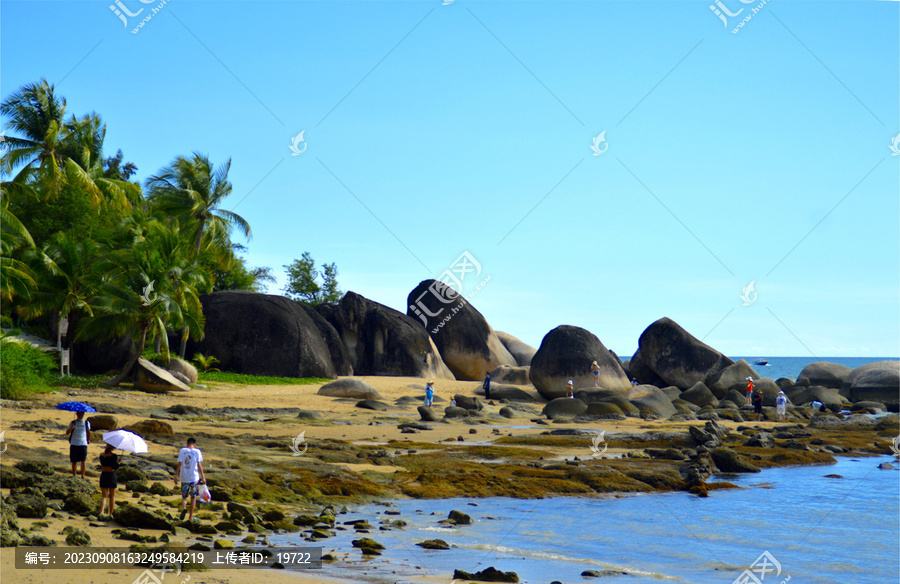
198;371;331;386
1;343;55;399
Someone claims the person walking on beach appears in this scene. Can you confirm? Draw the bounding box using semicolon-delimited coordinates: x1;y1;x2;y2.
591;361;601;387
751;385;764;421
483;371;491;400
424;381;435;408
97;444;120;517
775;390;787;421
566;380;575;398
175;437;205;522
65;412;91;478
745;378;754;406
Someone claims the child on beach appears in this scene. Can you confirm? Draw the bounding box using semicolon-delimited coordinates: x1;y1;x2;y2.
591;361;601;387
776;390;787;421
566;380;574;398
424;381;435;407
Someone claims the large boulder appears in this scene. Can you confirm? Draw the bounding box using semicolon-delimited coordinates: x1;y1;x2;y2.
627;350;666;387
87;415;118;431
123;419;174;436
711;448;760;473
187;291;346;378
542;397;587;419
529;325;630;400
708;360;759;397
407;280;516;380
164;357;199;385
749;377;782;407
494;331;537;366
70;312;136;374
489;386;538;402
679;382;719;408
317;378;383;400
113;504;174;530
797;362;852;389
840;361;897;397
135;358;190;393
791;386;842;409
628;385;677;418
633;318;734;390
318;292;453;380
848;363;899;412
489;365;530;386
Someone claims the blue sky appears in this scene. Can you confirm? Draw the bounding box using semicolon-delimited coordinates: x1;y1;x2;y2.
2;1;898;357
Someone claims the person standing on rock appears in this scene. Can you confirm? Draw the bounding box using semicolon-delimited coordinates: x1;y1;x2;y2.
752;384;764;421
65;411;91;478
175;437;206;522
97;443;120;517
776;390;787;421
591;361;601;387
566;380;575;398
745;378;754;406
483;372;492;400
424;381;435;408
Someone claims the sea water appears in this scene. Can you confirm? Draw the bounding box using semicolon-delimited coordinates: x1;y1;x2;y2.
273;456;900;584
729;356;896;383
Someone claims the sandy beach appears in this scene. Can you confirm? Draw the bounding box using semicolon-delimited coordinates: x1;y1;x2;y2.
2;375;895;584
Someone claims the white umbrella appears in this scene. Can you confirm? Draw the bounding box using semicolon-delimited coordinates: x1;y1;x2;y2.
102;430;149;453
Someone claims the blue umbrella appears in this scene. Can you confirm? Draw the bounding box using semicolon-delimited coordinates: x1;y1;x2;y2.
55;401;97;413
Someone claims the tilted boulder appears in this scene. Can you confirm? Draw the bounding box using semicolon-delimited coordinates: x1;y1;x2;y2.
529;325;630;400
633;317;734;390
135;358;190;393
407;280;515;380
187;291;348;379
318;292;453;380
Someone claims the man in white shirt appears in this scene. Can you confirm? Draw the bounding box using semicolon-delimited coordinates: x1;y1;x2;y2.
175;437;206;521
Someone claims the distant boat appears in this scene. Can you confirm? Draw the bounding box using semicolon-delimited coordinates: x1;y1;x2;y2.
753;359;769;366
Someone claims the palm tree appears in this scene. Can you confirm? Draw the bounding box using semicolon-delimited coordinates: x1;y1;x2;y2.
78;219;208;386
146;153;250;356
1;79;138;209
19;233;102;321
0;194;38;303
146;153;251;254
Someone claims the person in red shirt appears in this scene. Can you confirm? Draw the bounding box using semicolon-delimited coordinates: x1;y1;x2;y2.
745;378;754;405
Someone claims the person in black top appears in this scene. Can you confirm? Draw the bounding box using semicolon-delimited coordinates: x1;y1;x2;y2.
98;444;120;516
483;371;491;400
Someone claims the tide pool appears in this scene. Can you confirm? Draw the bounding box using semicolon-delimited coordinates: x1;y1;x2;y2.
273;455;899;584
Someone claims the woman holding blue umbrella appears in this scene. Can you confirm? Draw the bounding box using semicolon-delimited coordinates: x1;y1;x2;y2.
58;402;96;479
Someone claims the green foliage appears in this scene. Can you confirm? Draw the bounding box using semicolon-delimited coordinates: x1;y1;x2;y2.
198;371;331;386
283;252;342;306
0;342;55;399
191;353;220;372
51;374;108;389
205;246;274;293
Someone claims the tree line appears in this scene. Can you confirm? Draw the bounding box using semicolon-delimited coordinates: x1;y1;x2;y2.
1;78;341;386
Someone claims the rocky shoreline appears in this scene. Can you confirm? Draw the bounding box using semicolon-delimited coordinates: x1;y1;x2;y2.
2;375;898;583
